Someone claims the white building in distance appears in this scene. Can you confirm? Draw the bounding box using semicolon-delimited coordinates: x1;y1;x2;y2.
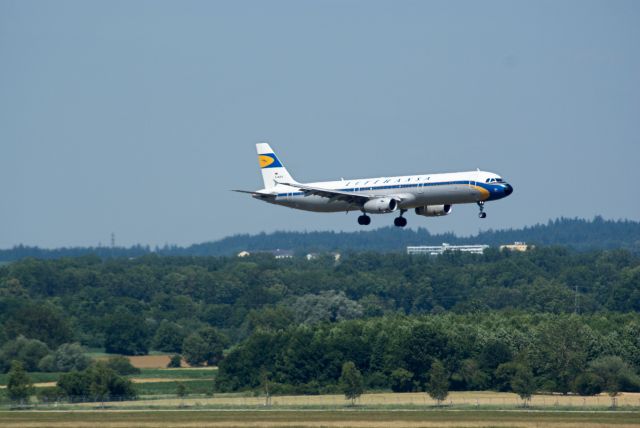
407;243;489;256
500;242;531;252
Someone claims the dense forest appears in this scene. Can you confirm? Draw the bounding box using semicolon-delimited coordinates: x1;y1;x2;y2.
0;247;639;395
216;313;640;395
2;217;639;261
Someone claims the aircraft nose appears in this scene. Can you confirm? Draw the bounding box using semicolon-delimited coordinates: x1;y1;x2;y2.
504;183;513;196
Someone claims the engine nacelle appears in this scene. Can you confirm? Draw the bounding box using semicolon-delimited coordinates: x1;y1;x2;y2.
415;204;452;217
363;198;398;214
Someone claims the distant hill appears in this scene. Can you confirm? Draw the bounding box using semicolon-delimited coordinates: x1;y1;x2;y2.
1;216;639;261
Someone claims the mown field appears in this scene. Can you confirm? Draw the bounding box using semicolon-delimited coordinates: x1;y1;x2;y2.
1;409;640;428
67;390;640;411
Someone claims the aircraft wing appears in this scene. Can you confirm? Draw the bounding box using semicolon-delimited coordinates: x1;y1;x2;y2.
278;182;391;205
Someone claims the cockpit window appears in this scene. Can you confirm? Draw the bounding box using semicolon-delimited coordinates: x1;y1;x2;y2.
496;178;504;183
485;178;490;183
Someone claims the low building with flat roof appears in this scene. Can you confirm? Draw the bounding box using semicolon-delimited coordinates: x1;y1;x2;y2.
407;243;489;256
500;242;531;252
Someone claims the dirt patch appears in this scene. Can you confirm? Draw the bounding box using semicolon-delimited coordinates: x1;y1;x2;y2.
127;355;173;369
94;355;181;369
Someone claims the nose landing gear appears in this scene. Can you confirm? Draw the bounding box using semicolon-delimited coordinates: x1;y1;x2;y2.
477;201;487;218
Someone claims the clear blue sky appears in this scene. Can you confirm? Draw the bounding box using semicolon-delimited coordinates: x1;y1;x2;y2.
1;0;639;248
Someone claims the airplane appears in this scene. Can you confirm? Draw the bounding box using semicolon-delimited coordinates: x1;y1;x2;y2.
234;143;513;227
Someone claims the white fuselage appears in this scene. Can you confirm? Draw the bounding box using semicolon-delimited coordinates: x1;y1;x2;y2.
256;170;511;213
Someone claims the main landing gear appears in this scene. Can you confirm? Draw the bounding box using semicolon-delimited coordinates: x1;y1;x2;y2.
357;214;371;225
394;209;408;227
477;201;487;219
357;209;408;227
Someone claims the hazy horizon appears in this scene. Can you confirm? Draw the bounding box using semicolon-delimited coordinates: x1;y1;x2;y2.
1;214;633;250
2;1;639;248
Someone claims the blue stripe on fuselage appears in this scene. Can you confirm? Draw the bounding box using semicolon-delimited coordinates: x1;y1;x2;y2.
275;180;510;199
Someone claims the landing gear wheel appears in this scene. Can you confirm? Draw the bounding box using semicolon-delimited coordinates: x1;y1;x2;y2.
477;201;486;219
394;216;407;227
358;215;371;225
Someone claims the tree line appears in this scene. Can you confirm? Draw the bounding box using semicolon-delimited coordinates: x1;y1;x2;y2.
215;313;640;397
1;217;639;261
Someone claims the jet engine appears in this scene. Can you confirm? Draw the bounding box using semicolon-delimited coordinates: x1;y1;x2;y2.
363;198;398;214
415;204;452;217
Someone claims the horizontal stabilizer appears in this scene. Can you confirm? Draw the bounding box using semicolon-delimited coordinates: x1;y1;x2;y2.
232;189;275;199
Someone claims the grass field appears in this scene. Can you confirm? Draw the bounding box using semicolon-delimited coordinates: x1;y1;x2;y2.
133;368;217;379
67;391;640;410
135;380;214;396
1;409;639;428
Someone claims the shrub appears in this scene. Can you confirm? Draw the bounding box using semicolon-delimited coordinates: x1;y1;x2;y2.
167;354;182;368
573;372;603;396
390;368;414;392
105;356;140;375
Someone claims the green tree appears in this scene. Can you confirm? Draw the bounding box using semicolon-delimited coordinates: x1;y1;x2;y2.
57;371;90;401
573;372;603;396
182;327;228;367
57;363;136;403
532;316;589;394
589;356;640;408
152;320;186;353
7;360;34;404
103;309;149;355
290;291;364;324
89;362;111;406
167;354;182;368
510;365;536;407
426;359;449;405
38;343;90;372
182;333;209;366
199;326;229;365
6;303;73;348
105;356;140;375
458;358;490;390
390;368;414;392
339;361;364;405
0;336;50;372
495;361;519;392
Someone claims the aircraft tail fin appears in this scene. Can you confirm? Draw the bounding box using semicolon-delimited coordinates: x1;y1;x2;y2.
256;143;296;189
